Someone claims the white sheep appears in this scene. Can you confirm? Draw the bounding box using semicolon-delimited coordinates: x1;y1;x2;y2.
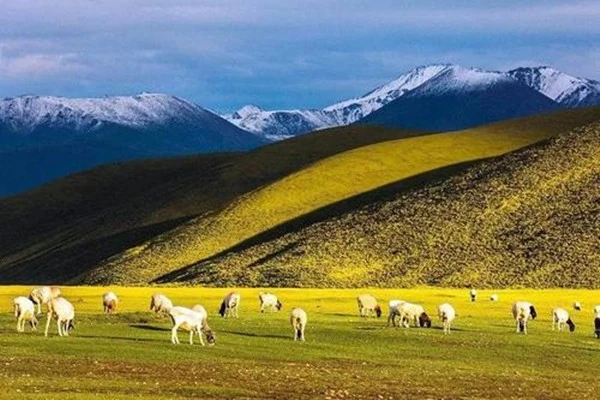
45;297;75;337
219;292;241;318
387;299;405;327
290;308;308;342
594;305;600;315
102;292;119;314
13;296;38;332
469;288;477;302
552;307;575;332
29;286;61;315
357;294;382;318
168;306;215;346
490;294;499;301
397;302;432;328
511;301;537;334
573;301;582;311
150;293;173;314
437;303;456;334
258;292;282;313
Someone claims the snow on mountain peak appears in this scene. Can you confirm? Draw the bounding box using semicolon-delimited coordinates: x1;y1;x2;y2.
230;104;264;120
0;93;210;133
508;66;600;107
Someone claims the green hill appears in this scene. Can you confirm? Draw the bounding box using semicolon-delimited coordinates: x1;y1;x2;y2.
80;107;600;285
0;125;424;283
174;119;600;288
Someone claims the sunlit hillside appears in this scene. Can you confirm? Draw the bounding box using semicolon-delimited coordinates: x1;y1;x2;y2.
81;107;600;285
176;120;600;288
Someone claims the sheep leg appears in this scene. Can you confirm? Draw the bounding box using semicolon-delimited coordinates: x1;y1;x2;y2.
300;325;305;342
64;320;69;336
16;316;22;332
44;313;52;337
197;328;205;346
57;320;63;337
171;325;180;344
189;330;194;345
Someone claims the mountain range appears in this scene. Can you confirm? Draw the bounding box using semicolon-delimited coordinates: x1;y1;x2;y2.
1;64;599;197
225;65;600;136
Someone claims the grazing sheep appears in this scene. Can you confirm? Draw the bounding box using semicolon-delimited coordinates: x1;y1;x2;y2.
29;286;61;315
437;303;456;335
573;302;582;311
13;296;38;333
512;301;537;334
552;308;575;332
594;306;600;339
469;288;477;302
168;306;216;346
397;302;432;328
45;297;75;337
102;292;119;314
258;292;282;313
357;294;382;318
490;294;499;301
150;293;173;314
290;308;308;342
219;292;241;318
387;299;405;327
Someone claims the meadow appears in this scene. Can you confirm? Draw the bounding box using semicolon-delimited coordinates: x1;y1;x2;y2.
1;286;599;399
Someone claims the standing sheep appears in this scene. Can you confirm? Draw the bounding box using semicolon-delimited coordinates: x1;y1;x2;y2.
290;308;308;342
437;303;456;335
150;293;173;314
258;292;282;313
102;292;119;314
168;306;216;346
29;286;61;315
45;297;75;337
219;292;241;318
397;302;431;328
13;296;38;332
387;299;405;327
573;302;582;311
469;288;477;302
512;301;537;334
357;294;382;318
552;308;575;332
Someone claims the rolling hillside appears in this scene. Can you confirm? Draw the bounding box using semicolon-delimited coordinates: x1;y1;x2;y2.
159;117;600;288
77;107;600;285
0;125;424;283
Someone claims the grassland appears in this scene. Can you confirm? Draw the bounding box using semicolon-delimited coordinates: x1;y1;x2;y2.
181;121;600;288
88;107;600;285
1;286;599;399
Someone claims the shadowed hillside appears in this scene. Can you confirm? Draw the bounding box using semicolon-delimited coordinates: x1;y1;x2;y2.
78;107;600;285
0;125;424;283
175;120;600;288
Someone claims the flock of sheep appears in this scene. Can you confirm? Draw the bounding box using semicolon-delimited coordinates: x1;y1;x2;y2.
11;286;600;344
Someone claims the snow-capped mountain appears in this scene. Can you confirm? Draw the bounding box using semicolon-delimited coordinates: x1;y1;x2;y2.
508;66;600;107
0;93;265;196
225;64;599;139
358;65;561;131
225;105;332;141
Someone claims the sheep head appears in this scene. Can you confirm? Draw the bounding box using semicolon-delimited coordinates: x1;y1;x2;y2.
374;306;382;318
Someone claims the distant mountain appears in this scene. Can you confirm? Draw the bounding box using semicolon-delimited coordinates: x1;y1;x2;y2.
0;93;265;196
225;105;332;141
508;66;600;107
225;64;599;138
358;65;561;131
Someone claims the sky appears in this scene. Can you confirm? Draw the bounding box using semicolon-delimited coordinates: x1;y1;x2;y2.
1;1;599;113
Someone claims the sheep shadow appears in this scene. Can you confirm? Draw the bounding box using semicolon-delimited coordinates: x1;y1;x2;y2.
129;324;170;332
220;330;289;340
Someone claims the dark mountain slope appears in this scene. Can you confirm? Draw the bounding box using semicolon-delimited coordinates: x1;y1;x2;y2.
359;66;561;131
175;114;600;288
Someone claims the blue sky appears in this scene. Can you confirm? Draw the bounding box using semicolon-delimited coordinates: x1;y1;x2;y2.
1;1;598;113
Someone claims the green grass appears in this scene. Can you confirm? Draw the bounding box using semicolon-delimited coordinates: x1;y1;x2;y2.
91;107;600;285
0;125;423;284
1;286;599;399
